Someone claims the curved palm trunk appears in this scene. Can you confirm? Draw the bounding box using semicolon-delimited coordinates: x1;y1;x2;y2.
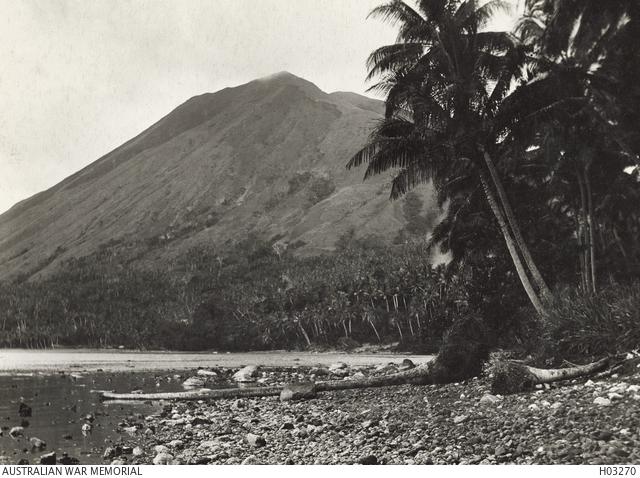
482;150;552;300
479;171;547;316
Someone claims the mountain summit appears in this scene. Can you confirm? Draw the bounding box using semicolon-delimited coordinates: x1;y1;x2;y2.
0;73;435;279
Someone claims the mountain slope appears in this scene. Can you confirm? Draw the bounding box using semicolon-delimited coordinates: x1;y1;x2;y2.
0;72;436;279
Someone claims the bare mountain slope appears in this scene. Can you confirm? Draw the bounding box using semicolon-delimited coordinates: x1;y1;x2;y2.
0;72;435;279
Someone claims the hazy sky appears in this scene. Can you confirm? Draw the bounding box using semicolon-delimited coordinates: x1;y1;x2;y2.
0;0;517;214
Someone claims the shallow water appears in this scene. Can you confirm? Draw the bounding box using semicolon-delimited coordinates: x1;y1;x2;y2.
0;371;185;464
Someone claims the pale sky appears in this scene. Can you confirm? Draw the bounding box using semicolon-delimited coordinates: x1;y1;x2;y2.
0;0;517;214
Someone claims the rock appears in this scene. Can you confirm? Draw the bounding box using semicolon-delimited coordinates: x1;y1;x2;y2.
81;423;92;434
495;446;506;456
29;437;46;449
608;392;624;400
281;422;294;430
182;376;206;389
592;430;614;441
111;459;126;465
309;367;330;376
197;369;218;377
280;382;317;401
17;459;29;465
400;359;416;370
154;445;170;454
39;452;56;465
329;362;348;372
191;416;212;426
479;394;500;405
244;433;266;447
122;426;137;435
168;439;184;448
18;402;32;418
103;447;118;460
233;365;260;382
9;427;24;438
452;415;468;424
59;453;79;465
132;447;144;457
594;397;612;406
358;455;378;465
153;452;174;465
241;455;260;465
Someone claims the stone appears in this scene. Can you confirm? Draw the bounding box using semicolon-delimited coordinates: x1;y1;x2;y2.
29;437;46;449
329;362;348;372
452;415;468;424
197;369;218;377
280;382;317;401
233;366;260;382
9;427;24;438
153;452;174;465
594;397;612;406
58;454;79;465
245;433;266;447
400;359;416;370
182;376;206;389
309;367;330;376
281;422;295;430
191;417;212;425
154;445;170;454
39;452;56;465
592;430;614;441
18;402;32;418
358;455;378;465
168;439;184;448
479;394;500;405
241;455;260;465
132;447;144;457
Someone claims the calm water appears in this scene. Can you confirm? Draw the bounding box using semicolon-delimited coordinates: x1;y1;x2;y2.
0;371;184;465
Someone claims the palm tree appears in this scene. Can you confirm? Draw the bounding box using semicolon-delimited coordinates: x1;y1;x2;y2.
505;0;640;292
348;0;551;315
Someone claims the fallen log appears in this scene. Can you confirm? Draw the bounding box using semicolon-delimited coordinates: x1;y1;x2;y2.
97;363;436;401
491;356;613;395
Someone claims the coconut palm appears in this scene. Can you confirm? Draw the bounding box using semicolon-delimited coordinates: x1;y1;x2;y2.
348;0;551;315
504;0;640;292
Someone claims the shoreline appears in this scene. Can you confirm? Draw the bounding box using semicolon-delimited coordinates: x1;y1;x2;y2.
0;349;434;373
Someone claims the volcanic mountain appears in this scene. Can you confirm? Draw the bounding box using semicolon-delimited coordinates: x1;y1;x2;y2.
0;72;436;279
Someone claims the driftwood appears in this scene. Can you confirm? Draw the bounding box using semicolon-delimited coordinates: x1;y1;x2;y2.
97;363;435;401
97;355;626;401
491;356;614;394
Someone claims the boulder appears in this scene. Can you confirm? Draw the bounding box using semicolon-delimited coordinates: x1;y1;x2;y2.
39;452;56;465
9;427;24;438
197;369;218;377
58;454;79;465
132;447;144;457
233;366;260;383
29;437;46;449
479;393;500;405
329;362;348;372
153;452;174;465
18;402;32;418
182;376;206;389
154;445;170;454
241;455;260;465
594;397;612;406
400;359;416;370
244;433;266;448
280;382;317;402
